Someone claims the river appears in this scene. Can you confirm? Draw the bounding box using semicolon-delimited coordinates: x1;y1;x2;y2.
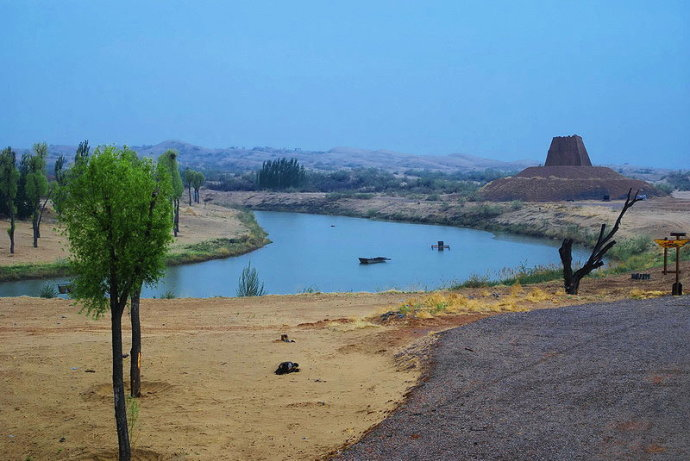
0;211;588;297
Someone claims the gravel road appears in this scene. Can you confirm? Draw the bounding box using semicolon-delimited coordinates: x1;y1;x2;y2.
337;297;690;460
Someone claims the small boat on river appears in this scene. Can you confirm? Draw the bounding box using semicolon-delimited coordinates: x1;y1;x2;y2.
358;257;391;264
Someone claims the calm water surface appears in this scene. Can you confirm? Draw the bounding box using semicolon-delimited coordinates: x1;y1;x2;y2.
0;211;587;297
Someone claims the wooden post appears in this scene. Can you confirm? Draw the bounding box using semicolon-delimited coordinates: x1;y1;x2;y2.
672;246;683;295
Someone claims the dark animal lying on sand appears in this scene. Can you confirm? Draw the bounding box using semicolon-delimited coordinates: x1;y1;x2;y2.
275;361;300;375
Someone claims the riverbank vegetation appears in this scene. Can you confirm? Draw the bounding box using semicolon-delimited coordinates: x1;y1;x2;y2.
207;158;512;198
165;209;269;266
0;207;269;282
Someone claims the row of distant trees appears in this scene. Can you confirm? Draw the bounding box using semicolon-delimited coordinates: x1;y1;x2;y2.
1;142;208;251
209;158;510;196
0;142;53;252
661;171;690;191
183;168;205;205
255;158;305;189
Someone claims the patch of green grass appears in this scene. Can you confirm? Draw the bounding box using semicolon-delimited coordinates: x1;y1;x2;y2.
0;260;70;282
450;273;494;289
166;209;270;266
498;264;564;285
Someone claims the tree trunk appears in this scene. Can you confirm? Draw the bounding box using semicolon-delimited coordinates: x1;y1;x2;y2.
558;189;641;295
32;212;39;248
188;186;192;206
173;198;179;237
130;286;142;398
36;194;50;239
111;305;131;461
9;213;15;254
559;238;578;294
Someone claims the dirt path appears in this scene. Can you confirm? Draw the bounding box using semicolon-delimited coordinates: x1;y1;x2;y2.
337;296;690;460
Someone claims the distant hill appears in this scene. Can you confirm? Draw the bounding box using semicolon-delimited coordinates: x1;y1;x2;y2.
21;140;536;174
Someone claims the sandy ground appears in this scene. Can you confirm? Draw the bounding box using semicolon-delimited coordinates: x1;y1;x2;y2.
1;261;688;460
499;195;690;241
0;204;248;266
0;292;479;461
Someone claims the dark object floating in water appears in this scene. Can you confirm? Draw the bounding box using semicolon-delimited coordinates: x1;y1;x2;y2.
58;284;72;294
359;257;391;264
431;240;450;250
275;361;300;375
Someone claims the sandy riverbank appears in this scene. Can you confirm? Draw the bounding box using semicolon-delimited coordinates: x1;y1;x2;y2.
0;204;254;273
1;261;687;460
209;191;690;241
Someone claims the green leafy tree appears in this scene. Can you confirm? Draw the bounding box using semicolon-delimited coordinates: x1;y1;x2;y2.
158;150;184;236
52;155;68;214
183;168;194;206
191;170;205;203
0;147;19;253
74;139;90;165
24;143;50;247
59;146;173;460
54;155;67;184
256;158;305;190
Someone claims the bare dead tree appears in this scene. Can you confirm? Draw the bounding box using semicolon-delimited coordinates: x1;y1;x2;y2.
559;189;642;294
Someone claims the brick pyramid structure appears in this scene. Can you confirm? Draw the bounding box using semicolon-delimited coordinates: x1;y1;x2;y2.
480;135;660;202
545;135;592;166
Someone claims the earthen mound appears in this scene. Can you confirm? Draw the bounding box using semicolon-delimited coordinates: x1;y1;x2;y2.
480;166;660;202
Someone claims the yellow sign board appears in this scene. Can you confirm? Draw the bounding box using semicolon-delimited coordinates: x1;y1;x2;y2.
654;239;689;249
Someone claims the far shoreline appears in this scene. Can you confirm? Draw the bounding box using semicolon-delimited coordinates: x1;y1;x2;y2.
0;205;270;282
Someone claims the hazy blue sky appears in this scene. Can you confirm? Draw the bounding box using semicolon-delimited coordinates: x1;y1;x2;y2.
1;1;688;167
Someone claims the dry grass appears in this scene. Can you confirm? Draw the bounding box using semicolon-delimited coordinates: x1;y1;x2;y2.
629;289;666;299
396;286;566;318
328;318;381;331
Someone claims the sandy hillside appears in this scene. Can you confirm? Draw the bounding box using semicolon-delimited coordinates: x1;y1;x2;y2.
1;261;688;460
0;204;248;266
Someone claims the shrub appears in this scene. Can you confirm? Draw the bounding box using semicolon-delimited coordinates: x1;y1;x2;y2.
160;290;176;299
39;284;57;298
607;235;655;261
237;262;265;297
510;200;524;211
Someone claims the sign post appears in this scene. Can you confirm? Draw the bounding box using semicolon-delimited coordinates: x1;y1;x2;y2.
654;233;688;295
